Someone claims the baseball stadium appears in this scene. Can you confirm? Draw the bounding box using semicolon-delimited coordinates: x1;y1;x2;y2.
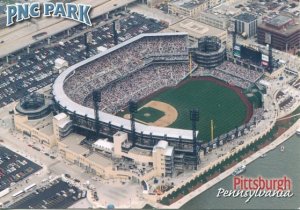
52;32;264;167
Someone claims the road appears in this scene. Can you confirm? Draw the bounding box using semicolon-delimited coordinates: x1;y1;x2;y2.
0;101;144;208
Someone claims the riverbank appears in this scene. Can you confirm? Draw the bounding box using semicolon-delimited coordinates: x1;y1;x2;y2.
150;118;300;209
181;134;300;209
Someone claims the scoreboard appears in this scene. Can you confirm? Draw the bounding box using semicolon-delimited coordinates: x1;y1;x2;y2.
240;45;262;64
233;44;271;68
261;54;269;67
233;45;241;58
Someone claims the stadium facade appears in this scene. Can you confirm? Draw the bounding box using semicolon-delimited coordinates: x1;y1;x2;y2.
192;36;226;68
52;33;201;167
15;93;53;120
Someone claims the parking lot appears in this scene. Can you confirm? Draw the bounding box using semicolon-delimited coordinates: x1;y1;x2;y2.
0;146;42;192
0;12;166;107
8;178;86;209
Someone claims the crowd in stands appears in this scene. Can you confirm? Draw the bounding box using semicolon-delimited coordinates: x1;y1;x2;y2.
217;61;263;83
63;34;266;114
84;63;191;113
63;35;189;106
192;67;252;89
192;60;264;89
252;108;264;122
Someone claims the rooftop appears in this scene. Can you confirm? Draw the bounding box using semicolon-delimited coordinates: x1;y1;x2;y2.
92;138;114;151
235;13;257;23
54;113;67;121
168;18;226;39
87;153;113;168
57;119;72;128
266;15;292;28
165;146;174;157
258;16;300;35
170;0;206;9
210;3;240;17
60;133;89;155
129;147;152;157
156;140;168;149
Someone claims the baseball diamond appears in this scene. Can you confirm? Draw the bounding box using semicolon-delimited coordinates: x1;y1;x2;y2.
52;32;261;167
122;101;178;127
120;77;251;141
136;107;165;123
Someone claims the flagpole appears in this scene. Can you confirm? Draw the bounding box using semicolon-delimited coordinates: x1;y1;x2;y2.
189;52;192;75
211;120;214;142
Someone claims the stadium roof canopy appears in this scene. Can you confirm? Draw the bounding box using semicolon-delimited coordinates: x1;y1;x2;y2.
53;32;196;140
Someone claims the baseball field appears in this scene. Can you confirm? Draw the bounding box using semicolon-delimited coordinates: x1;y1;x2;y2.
120;77;253;142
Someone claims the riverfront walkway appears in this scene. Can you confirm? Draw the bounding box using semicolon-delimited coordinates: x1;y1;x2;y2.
151;119;300;209
278;113;300;121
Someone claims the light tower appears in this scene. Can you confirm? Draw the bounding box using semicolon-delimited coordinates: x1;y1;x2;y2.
190;109;200;169
268;44;273;73
84;32;93;59
189;52;193;75
93;90;101;137
232;20;237;56
211;120;214;142
113;20;119;46
129;100;138;147
265;33;273;73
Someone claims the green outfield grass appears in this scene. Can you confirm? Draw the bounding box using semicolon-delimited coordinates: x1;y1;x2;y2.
139;79;248;142
135;107;165;123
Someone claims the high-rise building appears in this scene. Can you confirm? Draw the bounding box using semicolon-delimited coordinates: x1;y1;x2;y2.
234;13;257;38
198;12;229;30
257;15;300;51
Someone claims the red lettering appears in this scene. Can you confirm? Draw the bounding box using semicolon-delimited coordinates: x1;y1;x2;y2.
233;176;241;190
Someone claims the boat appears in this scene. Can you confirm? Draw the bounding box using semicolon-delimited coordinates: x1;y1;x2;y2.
280;145;284;152
260;153;267;158
232;165;246;176
296;128;300;136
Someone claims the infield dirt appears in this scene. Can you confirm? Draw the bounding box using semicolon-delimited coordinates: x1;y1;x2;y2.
124;100;178;127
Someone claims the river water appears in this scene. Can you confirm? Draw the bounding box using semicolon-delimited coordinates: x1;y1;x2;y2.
181;135;300;209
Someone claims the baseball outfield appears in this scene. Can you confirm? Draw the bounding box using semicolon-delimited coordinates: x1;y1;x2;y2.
120;77;254;142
